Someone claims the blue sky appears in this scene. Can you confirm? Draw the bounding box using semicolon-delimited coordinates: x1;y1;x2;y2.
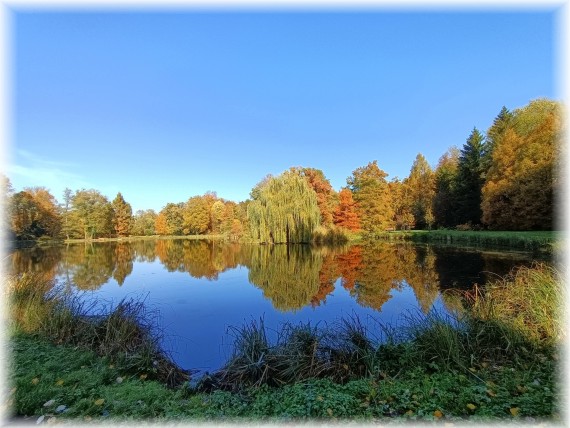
8;8;559;212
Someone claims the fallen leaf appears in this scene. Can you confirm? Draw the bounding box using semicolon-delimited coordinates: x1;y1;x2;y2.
139;374;147;380
109;364;114;369
486;389;496;397
43;399;55;407
466;403;477;410
405;410;414;416
56;380;64;386
510;407;520;416
94;398;105;406
327;408;333;416
434;410;443;418
31;378;39;385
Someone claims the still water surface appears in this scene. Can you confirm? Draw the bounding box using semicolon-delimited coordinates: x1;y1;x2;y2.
9;239;542;373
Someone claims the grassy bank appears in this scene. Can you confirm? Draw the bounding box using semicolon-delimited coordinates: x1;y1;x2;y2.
368;230;559;254
6;264;563;422
8;332;559;423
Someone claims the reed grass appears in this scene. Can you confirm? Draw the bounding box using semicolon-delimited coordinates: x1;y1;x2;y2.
209;263;561;391
7;272;190;387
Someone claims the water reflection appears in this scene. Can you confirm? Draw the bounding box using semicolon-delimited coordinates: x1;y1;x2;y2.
8;239;542;315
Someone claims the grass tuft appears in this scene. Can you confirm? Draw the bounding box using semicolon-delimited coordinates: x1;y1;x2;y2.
7;272;190;387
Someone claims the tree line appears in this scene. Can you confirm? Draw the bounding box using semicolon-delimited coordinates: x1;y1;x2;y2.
3;98;561;243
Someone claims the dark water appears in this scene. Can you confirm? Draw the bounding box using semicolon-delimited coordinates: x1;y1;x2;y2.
8;239;544;373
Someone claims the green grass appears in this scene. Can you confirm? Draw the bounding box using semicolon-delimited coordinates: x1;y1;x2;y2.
8;332;560;423
369;230;559;253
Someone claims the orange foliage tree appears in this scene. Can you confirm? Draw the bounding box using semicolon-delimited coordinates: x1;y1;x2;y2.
333;188;360;231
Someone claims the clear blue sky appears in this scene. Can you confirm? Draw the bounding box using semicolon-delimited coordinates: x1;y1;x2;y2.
8;8;558;212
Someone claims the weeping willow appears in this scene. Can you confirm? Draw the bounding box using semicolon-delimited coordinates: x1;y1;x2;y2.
248;171;321;244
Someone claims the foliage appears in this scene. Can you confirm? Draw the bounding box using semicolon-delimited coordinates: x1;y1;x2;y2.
72;189;114;240
332;188;360;231
405;154;436;230
183;194;212;235
291;167;337;226
155;203;184;236
433;147;460;228
481;99;562;230
347;161;393;232
111;192;133;237
247;170;321;243
131;209;157;236
455;128;486;225
10;187;62;240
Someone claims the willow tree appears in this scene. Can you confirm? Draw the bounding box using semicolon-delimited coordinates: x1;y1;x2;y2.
247;170;321;244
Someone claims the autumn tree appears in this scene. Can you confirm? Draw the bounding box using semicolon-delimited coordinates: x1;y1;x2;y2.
406;153;435;229
60;188;76;240
111;192;133;237
132;209;157;236
183;195;211;235
482;98;562;230
72;189;114;240
455;128;487;226
291;167;337;225
347;161;394;232
247;170;321;243
433;147;460;228
389;178;414;230
10;187;61;240
333;188;360;231
155;203;184;235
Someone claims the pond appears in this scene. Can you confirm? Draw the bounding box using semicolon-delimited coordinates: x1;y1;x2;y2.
8;239;545;373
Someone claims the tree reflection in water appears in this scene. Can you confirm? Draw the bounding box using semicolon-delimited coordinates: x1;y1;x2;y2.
8;239;540;314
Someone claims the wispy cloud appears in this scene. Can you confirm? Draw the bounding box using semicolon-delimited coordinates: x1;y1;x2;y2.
7;150;92;194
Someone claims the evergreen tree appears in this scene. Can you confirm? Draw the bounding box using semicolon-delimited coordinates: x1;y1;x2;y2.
455;128;486;226
484;107;514;167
